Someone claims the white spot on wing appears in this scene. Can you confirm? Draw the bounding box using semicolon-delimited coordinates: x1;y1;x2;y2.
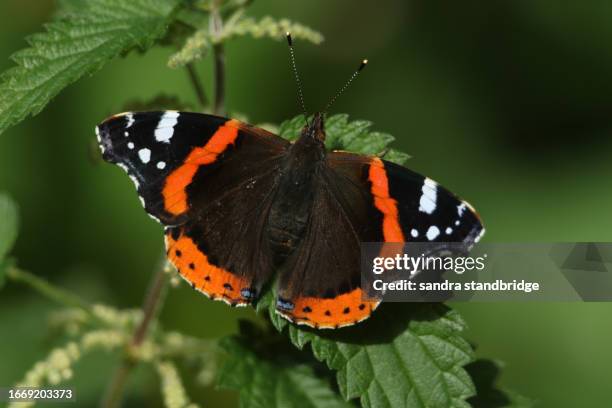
419;178;437;214
410;229;418;238
154;111;180;143
445;227;453;234
129;174;140;189
457;203;467;217
426;226;440;241
127;142;134;150
157;161;166;170
95;126;104;153
138;148;151;164
126;113;135;128
475;228;485;243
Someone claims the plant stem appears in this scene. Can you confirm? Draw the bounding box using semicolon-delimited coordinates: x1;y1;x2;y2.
132;261;169;346
186;63;208;108
210;7;225;116
101;260;169;408
6;266;90;312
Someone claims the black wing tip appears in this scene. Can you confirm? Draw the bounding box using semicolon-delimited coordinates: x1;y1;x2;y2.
95;111;141;160
95;120;117;160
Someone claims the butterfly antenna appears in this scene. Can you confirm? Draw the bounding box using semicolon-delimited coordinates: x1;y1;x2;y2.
324;59;368;113
286;32;309;124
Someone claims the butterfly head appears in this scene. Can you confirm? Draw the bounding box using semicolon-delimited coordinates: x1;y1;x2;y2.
303;112;326;143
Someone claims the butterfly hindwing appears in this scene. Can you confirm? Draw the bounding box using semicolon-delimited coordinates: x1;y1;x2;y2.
169;157;282;304
274;161;384;328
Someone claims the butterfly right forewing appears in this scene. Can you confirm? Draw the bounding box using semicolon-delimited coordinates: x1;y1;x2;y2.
98;111;290;305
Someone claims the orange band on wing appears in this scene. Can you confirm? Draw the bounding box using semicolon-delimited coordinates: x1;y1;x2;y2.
278;289;380;329
162;120;240;216
165;229;251;306
368;158;405;242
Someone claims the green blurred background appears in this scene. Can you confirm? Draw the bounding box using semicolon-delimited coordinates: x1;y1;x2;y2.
1;0;612;406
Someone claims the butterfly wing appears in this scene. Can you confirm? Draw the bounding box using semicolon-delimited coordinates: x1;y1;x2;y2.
275;152;484;328
164;165;279;305
275;175;382;329
97;111;289;304
366;156;484;244
97;111;289;225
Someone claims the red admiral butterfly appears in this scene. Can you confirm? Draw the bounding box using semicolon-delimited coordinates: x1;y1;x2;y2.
96;34;484;329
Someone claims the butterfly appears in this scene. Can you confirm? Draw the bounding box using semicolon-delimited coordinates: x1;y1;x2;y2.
96;33;483;329
96;109;484;329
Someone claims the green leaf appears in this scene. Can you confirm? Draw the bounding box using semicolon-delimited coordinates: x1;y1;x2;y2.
278;114;309;141
0;0;182;137
255;284;289;332
466;360;536;408
0;193;19;260
278;114;409;159
258;290;475;408
383;149;411;166
218;321;352;408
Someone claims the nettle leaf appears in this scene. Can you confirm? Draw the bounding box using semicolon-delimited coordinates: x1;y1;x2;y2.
278;114;308;141
278;114;410;165
383;149;411;166
257;291;475;408
0;0;182;137
255;286;289;332
218;321;352;408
